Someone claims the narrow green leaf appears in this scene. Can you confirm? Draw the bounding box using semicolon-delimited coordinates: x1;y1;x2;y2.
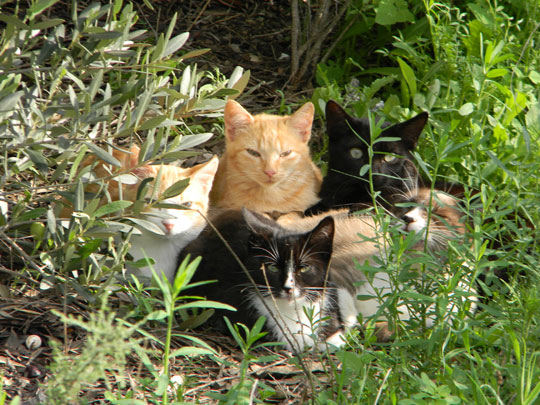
180;48;210;60
459;102;474;116
175;300;236;312
486;68;508;78
169;347;213;358
0;15;29;30
180;65;191;96
163;32;189;58
177;133;214;149
93;200;132;218
139;115;167;131
161;178;189;200
77;238;102;259
85;143;122;167
29;0;60;20
30;18;64;30
26;149;49;173
126;217;165;235
86;31;123;40
397;57;417;99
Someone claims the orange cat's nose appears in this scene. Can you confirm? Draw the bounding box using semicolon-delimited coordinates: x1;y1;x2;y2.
163;222;174;232
264;169;276;178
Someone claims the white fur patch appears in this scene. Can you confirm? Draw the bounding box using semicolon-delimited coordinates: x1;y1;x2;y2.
250;293;330;351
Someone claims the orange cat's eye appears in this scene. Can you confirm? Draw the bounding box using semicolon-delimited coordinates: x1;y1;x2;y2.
246;149;261;157
280;150;292;157
181;201;192;208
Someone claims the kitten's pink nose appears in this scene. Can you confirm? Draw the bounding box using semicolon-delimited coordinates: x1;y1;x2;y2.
264;169;276;179
162;222;174;232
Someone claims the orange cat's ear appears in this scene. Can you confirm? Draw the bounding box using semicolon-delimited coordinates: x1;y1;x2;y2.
224;100;254;141
131;164;157;180
191;155;219;194
127;145;141;167
289;102;315;143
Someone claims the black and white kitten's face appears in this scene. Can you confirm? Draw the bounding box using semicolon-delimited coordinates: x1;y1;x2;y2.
241;209;343;350
397;188;465;250
244;209;334;302
324;100;428;205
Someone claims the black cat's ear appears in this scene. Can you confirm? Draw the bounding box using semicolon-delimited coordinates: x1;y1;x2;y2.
306;216;335;258
398;111;429;149
242;207;278;239
325;100;351;136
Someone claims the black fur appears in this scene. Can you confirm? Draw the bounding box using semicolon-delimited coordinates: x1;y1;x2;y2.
307;100;428;214
177;208;341;347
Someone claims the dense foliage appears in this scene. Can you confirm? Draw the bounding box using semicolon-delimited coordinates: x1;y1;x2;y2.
1;0;539;403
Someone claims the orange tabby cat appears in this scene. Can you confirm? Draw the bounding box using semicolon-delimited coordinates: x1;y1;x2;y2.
210;100;322;213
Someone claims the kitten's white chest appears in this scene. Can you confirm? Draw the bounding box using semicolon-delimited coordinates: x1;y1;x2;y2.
253;296;326;351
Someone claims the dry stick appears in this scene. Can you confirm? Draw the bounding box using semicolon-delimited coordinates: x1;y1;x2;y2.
290;0;300;79
297;0;351;82
0;231;44;275
187;0;212;33
320;13;359;65
289;0;351;84
0;264;37;283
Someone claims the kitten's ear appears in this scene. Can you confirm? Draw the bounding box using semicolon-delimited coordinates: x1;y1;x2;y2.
224;100;254;141
242;207;279;239
398;112;428;149
325;100;351;136
191;156;219;194
306;216;335;257
131;164;158;180
289;102;315;143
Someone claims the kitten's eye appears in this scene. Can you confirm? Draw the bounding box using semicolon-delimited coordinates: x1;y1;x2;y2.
383;154;398;163
299;265;313;274
266;264;280;273
349;148;363;159
246;149;261;157
280;150;292;157
181;201;192;208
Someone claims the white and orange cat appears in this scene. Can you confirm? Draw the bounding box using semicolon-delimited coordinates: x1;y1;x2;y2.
210;100;322;214
61;146;219;282
279;187;477;340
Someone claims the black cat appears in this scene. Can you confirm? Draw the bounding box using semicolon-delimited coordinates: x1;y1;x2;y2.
307;100;428;214
178;208;344;352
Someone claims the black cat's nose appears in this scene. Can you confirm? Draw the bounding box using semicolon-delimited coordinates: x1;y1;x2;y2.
402;214;414;224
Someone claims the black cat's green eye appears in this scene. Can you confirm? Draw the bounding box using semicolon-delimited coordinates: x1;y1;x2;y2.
266;264;280;273
246;149;261;157
280;150;292;157
383;154;398;163
349;148;363;159
299;265;313;274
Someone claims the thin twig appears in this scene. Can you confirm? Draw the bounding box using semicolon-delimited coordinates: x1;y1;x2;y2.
187;0;212;32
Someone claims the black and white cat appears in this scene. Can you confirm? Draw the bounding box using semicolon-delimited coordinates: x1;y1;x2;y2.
307;100;428;214
281;187;477;339
178;208;344;352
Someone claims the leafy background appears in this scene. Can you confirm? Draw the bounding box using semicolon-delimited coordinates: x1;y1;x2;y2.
1;0;539;403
